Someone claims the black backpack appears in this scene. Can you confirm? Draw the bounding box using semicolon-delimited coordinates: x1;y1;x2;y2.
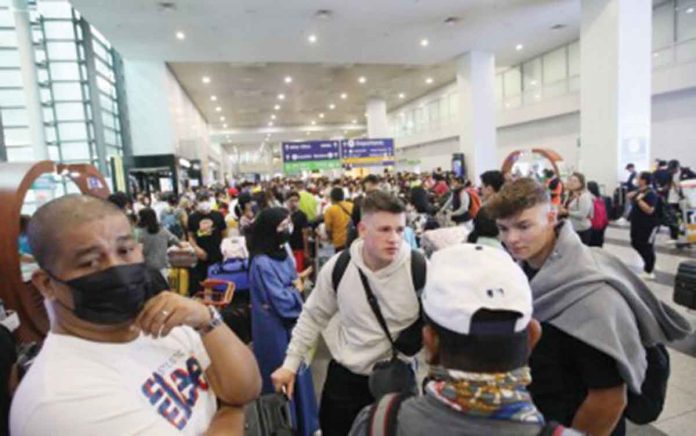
244;393;293;436
367;393;583;436
624;344;670;424
331;248;427;357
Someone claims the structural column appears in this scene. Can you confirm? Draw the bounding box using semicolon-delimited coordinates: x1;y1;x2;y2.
580;0;651;191
366;98;389;138
455;51;497;181
13;0;48;161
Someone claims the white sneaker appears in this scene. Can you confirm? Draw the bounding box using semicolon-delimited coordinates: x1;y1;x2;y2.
640;272;656;281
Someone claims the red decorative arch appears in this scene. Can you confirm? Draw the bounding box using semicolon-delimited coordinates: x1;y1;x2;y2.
501;148;564;176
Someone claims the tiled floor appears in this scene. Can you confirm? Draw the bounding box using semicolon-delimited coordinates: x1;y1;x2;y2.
308;225;696;435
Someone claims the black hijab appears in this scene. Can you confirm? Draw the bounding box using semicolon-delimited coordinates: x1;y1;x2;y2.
248;207;290;261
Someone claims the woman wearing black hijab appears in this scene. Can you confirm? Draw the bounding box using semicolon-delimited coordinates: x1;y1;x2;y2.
248;208;319;436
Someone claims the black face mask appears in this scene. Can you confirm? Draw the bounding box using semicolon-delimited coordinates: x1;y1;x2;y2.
51;263;153;325
278;230;291;245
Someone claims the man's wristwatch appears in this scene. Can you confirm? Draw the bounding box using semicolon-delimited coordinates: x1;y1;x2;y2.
196;306;223;336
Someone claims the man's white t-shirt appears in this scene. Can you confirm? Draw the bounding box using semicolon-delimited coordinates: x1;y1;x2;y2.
10;327;217;436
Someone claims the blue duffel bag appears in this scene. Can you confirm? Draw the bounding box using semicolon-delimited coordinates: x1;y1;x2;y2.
207;258;250;294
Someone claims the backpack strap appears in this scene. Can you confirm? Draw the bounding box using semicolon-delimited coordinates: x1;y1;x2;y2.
410;250;426;293
367;393;412;436
331;249;353;292
333;249;426;295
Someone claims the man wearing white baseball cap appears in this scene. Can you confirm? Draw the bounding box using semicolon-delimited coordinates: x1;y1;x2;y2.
349;244;581;436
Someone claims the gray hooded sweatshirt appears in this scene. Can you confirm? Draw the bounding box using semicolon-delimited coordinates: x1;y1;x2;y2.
529;221;692;393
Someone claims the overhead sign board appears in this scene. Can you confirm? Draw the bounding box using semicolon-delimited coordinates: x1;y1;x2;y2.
341;138;395;167
281;140;341;173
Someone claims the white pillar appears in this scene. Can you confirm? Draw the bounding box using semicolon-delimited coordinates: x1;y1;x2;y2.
580;0;651;192
456;51;497;181
13;0;48;161
366;98;389;138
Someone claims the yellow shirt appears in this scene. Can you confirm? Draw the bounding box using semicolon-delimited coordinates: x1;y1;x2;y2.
324;201;354;249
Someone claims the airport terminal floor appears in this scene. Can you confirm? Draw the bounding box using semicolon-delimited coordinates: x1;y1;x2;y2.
2;0;696;436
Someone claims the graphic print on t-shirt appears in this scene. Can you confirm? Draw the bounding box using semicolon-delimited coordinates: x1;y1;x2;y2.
141;350;210;430
197;218;215;238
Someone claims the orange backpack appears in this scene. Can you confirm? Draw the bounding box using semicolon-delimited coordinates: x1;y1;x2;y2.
466;188;482;218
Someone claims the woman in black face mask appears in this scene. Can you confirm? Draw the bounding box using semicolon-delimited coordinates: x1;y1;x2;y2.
247;207;319;436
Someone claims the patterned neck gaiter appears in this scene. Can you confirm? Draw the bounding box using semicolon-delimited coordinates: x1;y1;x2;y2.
425;366;544;424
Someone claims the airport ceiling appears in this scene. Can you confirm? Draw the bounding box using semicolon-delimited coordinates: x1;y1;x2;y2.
70;0;581;141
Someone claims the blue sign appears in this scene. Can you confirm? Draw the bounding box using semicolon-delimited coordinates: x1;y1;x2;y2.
282;140;341;162
341;138;395;166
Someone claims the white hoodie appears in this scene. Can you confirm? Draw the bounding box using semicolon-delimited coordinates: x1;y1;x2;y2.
282;240;420;376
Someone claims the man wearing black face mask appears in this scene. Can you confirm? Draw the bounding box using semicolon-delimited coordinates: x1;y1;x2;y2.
10;195;261;436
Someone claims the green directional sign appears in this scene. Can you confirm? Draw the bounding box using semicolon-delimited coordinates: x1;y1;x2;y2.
283;159;342;174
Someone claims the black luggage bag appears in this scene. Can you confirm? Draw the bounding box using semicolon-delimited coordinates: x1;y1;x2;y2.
673;261;696;309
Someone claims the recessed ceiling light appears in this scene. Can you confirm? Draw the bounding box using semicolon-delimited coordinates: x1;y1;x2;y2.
274;104;281;110
515;44;524;51
319;113;325;118
220;116;225;121
653;52;660;57
358;76;366;84
223;123;228;128
311;120;317;125
308;34;317;44
215;106;222;112
305;131;311;135
202;76;211;84
340;93;347;99
277;94;285;100
425;77;434;84
686;7;694;14
328;103;336;110
420;38;429;47
210;95;217;101
398;93;405;99
351;119;357;124
176;31;185;40
284;76;293;84
268;121;274;127
271;114;276;120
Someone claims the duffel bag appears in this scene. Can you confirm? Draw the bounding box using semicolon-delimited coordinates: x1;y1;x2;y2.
674;261;696;310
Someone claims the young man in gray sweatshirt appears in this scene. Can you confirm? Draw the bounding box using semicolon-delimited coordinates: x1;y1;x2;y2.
271;191;424;436
487;178;691;436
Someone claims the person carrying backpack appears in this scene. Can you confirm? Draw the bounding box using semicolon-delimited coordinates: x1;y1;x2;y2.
488;179;691;436
271;191;427;436
349;244;583;436
587;181;610;247
159;193;187;240
449;178;481;225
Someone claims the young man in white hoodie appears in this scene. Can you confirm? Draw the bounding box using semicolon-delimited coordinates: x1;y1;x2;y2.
271;191;425;436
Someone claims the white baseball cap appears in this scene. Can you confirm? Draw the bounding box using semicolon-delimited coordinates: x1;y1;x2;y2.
422;243;533;335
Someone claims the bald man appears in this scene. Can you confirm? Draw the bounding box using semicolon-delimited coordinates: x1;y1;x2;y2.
10;195;261;436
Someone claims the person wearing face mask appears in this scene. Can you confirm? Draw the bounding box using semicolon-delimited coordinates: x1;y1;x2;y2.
188;191;227;293
247;208;319;436
10;194;261;436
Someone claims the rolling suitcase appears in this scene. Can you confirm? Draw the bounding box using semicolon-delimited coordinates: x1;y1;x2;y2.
673;261;696;309
208;258;250;294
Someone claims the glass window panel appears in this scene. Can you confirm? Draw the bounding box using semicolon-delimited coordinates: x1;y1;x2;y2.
104;128;116;145
49;62;80;80
57;122;87;141
95;59;114;82
91;26;111;49
105;145;120;158
92;40;108;60
40;87;52;104
449;93;458;117
37;2;73;19
568;41;580;76
55;102;85;120
0;89;26;106
676;37;696;62
59;141;90;161
1;108;28;126
654;1;675;49
101;111;115;129
52;82;83;101
43;21;75;40
543;47;568;83
46;41;77;60
99;93;115;111
522;58;541;90
0;29;17;47
0;48;20;67
6;146;34;162
96;76;114;95
503;67;522;96
37;68;48;82
4;127;30;146
42;107;54;123
47;145;61;161
45;126;56;143
439;95;450;121
677;1;696;41
0;9;13;27
0;69;22;86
